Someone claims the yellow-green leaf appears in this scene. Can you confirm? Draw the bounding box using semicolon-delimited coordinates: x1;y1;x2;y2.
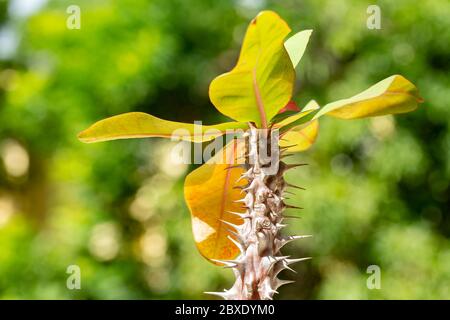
184;139;247;263
78;112;247;143
284;30;313;68
278;100;319;152
280;120;319;152
209;10;295;127
314;75;423;120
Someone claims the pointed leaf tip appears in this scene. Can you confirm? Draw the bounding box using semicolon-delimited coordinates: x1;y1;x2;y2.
314;75;423;120
77;112;247;143
285;29;313;68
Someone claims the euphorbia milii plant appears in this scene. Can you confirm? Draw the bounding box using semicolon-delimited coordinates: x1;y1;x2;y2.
78;11;422;300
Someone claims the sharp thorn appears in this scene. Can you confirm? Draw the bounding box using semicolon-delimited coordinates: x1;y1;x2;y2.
285;257;312;265
226;210;245;217
226;229;246;243
274;262;297;276
219;219;242;231
286;183;305;190
287;235;312;241
274;279;295;289
268;255;290;271
282;215;302;219
274;255;290;262
280;144;298;150
226;211;251;220
275;235;312;252
283;265;297;274
227;235;245;253
285;204;303;210
210;259;237;268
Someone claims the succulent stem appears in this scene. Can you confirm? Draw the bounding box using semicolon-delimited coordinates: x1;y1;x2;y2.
208;123;310;300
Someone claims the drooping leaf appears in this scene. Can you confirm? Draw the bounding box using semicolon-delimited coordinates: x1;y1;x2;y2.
278;100;319;152
184;139;247;263
209;10;295;127
284;29;313;68
78;112;247;143
314;75;424;120
280;120;319;152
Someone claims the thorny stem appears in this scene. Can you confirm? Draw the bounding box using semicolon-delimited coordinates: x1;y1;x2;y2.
207;123;311;300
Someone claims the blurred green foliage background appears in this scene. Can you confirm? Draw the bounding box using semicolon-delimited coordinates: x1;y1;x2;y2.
0;0;449;299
